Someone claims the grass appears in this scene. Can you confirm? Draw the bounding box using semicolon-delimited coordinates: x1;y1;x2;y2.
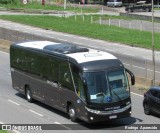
0;2;98;13
0;130;9;133
0;15;160;50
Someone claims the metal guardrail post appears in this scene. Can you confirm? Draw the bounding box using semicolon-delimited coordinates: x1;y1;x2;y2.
99;16;102;25
152;0;155;86
109;18;111;26
91;15;93;24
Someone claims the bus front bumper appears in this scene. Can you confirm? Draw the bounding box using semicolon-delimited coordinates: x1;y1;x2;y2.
85;104;131;123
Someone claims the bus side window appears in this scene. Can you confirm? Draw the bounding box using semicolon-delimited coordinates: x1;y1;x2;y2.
59;62;74;91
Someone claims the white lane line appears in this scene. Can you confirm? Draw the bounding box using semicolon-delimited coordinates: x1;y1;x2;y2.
8;99;20;106
54;122;71;130
0;51;9;55
29;109;44;117
54;122;61;124
131;92;143;97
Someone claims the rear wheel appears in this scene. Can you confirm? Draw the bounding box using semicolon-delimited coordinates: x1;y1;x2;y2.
26;87;33;103
144;103;151;115
68;104;78;122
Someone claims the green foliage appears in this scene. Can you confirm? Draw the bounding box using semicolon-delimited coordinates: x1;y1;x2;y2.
0;130;9;133
0;1;98;13
0;0;20;4
0;15;160;50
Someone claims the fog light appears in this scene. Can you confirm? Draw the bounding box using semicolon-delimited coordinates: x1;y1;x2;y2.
129;111;131;114
90;117;94;120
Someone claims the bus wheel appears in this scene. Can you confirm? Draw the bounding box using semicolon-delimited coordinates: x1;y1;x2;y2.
26;87;33;103
68;104;78;122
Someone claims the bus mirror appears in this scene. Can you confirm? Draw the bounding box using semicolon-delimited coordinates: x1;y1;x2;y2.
125;68;135;85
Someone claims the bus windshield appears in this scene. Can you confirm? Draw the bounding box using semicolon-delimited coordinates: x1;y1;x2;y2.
83;69;130;104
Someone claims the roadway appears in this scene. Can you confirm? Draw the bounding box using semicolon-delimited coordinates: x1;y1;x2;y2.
0;51;160;132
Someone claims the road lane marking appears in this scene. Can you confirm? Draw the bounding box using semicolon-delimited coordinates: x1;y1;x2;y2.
131;92;143;97
8;99;20;106
29;109;44;117
54;122;71;130
54;122;61;124
0;51;9;55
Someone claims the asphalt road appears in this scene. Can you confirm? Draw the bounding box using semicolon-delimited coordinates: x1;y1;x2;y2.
0;51;160;133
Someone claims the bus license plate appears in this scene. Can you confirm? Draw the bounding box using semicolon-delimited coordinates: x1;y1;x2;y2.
109;115;117;119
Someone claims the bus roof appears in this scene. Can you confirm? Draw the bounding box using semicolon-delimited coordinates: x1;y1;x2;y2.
15;41;122;71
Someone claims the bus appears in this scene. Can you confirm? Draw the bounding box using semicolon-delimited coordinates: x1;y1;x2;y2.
10;41;135;123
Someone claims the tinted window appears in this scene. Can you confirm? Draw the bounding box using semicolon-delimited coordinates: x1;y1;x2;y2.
59;61;74;91
150;90;159;98
42;57;59;81
11;47;60;81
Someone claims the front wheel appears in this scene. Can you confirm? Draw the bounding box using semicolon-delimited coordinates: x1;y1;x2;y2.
68;104;78;122
26;87;33;103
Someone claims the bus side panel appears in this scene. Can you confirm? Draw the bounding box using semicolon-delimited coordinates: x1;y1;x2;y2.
10;46;45;101
11;69;26;95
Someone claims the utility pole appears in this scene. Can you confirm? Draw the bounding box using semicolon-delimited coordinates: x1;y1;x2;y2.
152;0;155;86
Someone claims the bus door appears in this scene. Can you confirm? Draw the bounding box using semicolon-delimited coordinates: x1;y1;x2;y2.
58;61;76;111
43;58;62;109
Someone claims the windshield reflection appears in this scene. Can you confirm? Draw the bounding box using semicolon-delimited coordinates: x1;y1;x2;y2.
83;69;129;104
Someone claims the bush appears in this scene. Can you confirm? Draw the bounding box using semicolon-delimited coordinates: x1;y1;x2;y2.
0;0;20;4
